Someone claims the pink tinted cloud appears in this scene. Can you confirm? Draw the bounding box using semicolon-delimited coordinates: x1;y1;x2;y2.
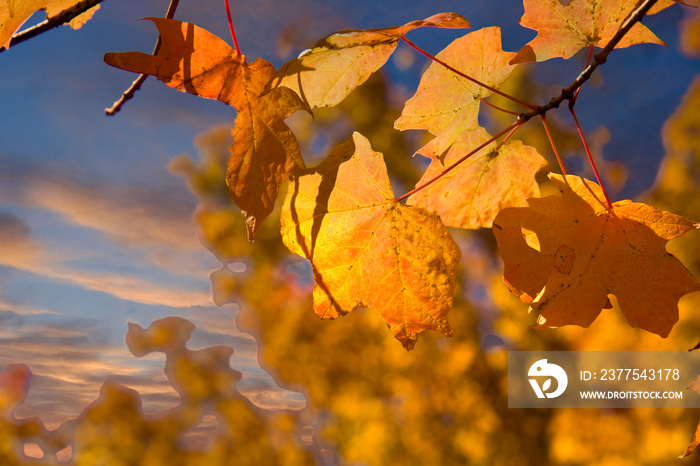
0;169;219;307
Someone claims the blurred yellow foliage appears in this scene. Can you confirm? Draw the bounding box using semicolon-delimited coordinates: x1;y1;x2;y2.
174;65;700;465
680;7;700;58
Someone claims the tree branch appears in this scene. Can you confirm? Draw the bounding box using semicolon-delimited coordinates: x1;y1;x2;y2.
504;0;660;204
399;0;664;202
104;0;180;116
525;0;660;119
0;0;106;52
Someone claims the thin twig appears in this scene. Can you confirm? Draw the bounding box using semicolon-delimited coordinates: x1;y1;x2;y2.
397;0;661;202
104;75;149;116
526;0;660;118
105;0;180;115
1;0;106;52
529;0;659;206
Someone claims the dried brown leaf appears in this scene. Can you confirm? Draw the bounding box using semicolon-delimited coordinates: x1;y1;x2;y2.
105;18;307;240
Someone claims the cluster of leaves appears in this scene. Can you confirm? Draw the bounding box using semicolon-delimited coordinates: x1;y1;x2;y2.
8;67;700;462
4;0;700;463
168;5;700;461
104;0;699;351
173;114;700;464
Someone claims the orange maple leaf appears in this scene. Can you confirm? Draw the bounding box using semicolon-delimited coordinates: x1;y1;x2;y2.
493;205;615;309
507;174;699;336
681;376;700;458
407;127;549;229
394;27;517;156
493;207;557;304
270;12;470;109
104;18;307;240
511;0;677;64
280;132;461;350
681;418;700;458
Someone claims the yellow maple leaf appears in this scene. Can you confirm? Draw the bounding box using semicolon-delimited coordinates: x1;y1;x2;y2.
408;126;549;229
280;132;461;350
394;27;517;156
270;12;470;109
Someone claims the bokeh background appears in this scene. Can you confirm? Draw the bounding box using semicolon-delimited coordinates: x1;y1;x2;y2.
1;0;700;464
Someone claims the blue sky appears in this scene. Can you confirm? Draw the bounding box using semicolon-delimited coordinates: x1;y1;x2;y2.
0;0;698;440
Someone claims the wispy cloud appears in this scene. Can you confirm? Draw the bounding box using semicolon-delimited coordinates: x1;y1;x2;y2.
40;268;212;308
0;164;199;251
0;212;41;269
0;162;220;308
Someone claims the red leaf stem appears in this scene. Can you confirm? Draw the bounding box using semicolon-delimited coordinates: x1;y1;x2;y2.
395;121;521;203
224;0;241;56
399;35;538;111
481;98;522;116
569;105;613;209
540;114;567;176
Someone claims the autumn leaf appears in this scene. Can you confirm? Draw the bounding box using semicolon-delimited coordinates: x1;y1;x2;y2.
68;3;99;29
269;12;470;109
394;27;517;156
681;419;700;458
680;376;700;458
510;0;677;64
493;205;615;309
514;174;699;336
104;18;307;240
407;126;549;229
226;59;307;240
280;132;461;350
0;0;100;49
493;207;557;303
